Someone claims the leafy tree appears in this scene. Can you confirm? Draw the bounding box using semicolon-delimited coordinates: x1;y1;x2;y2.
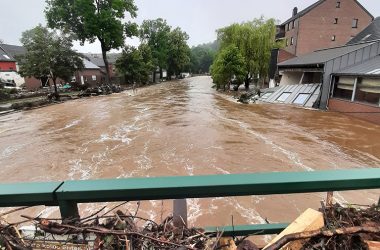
210;45;245;91
115;44;155;84
167;28;191;79
190;44;217;74
139;18;171;82
45;0;138;84
17;25;83;99
217;17;280;89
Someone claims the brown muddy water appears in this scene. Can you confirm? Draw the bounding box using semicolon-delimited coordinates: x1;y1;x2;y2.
0;76;379;240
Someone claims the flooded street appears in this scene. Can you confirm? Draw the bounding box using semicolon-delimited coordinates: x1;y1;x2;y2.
0;76;380;232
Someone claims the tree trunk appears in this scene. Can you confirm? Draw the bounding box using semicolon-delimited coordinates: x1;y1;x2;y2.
52;77;59;101
100;41;111;85
159;68;163;80
245;74;250;90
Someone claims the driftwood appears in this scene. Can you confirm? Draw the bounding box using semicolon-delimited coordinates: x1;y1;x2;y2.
265;226;380;250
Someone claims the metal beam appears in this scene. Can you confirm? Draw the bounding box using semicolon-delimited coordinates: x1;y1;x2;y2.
205;223;289;236
55;168;380;203
0;181;63;207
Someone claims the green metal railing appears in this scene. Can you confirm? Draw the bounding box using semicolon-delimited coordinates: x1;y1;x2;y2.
0;168;380;236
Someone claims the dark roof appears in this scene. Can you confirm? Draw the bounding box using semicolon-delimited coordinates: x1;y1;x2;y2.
347;17;380;45
281;0;324;25
334;55;380;76
0;46;15;62
0;44;26;60
278;42;372;67
281;0;373;26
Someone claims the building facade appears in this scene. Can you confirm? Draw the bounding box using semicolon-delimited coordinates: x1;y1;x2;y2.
277;0;373;57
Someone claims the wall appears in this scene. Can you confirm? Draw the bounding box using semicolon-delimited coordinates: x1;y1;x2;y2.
279;71;303;85
283;18;299;55
75;69;104;86
0;61;17;71
329;98;380;124
278;49;297;63
286;0;373;56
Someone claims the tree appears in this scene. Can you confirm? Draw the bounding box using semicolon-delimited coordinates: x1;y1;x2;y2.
166;28;191;79
139;18;171;82
115;44;155;84
210;45;245;91
17;25;83;99
45;0;138;84
190;43;217;74
217;17;280;89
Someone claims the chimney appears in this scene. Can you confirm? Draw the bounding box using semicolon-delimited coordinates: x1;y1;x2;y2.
293;7;298;17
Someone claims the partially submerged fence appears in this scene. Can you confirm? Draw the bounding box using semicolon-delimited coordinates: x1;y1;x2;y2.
1;168;380;236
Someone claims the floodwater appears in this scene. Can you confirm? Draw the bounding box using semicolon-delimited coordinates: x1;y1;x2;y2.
0;76;379;236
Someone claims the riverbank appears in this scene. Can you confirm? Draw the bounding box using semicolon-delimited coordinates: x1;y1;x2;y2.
0;81;174;116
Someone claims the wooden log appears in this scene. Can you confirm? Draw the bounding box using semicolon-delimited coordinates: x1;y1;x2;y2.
218;237;237;250
263;208;324;250
365;241;380;250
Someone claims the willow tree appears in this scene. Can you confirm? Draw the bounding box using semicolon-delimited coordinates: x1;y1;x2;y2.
217;17;279;89
45;0;138;84
210;45;245;91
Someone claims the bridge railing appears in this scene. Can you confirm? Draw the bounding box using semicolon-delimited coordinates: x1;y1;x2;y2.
1;168;379;236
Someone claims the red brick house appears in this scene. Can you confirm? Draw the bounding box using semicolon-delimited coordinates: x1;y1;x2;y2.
277;0;373;57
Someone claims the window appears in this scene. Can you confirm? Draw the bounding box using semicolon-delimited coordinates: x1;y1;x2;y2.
352;19;358;28
292;20;295;29
276;92;291;102
336;1;341;8
287;23;290;31
334;18;338;24
333;76;355;100
286;38;289;46
354;78;380;106
290;37;294;45
293;93;310;105
92;75;97;81
261;92;273;99
331;35;336;41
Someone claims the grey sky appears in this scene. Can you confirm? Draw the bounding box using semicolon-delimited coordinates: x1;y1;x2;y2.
1;0;379;53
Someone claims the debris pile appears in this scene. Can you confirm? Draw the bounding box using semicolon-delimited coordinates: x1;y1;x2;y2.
0;201;379;249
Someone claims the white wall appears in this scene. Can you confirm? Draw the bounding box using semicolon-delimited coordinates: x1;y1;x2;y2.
279;71;303;86
0;71;25;86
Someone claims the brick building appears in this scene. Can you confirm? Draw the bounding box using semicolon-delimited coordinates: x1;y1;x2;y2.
269;0;374;87
277;0;373;57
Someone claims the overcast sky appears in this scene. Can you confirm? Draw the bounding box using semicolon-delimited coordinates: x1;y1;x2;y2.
1;0;379;53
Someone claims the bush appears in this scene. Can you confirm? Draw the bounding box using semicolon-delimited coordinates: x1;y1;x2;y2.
0;90;10;100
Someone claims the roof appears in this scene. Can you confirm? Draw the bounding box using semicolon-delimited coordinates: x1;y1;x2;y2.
0;46;15;62
83;58;100;69
278;42;372;67
347;17;380;45
259;83;321;108
334;55;380;76
85;53;121;67
281;0;324;25
0;44;26;60
281;0;373;26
